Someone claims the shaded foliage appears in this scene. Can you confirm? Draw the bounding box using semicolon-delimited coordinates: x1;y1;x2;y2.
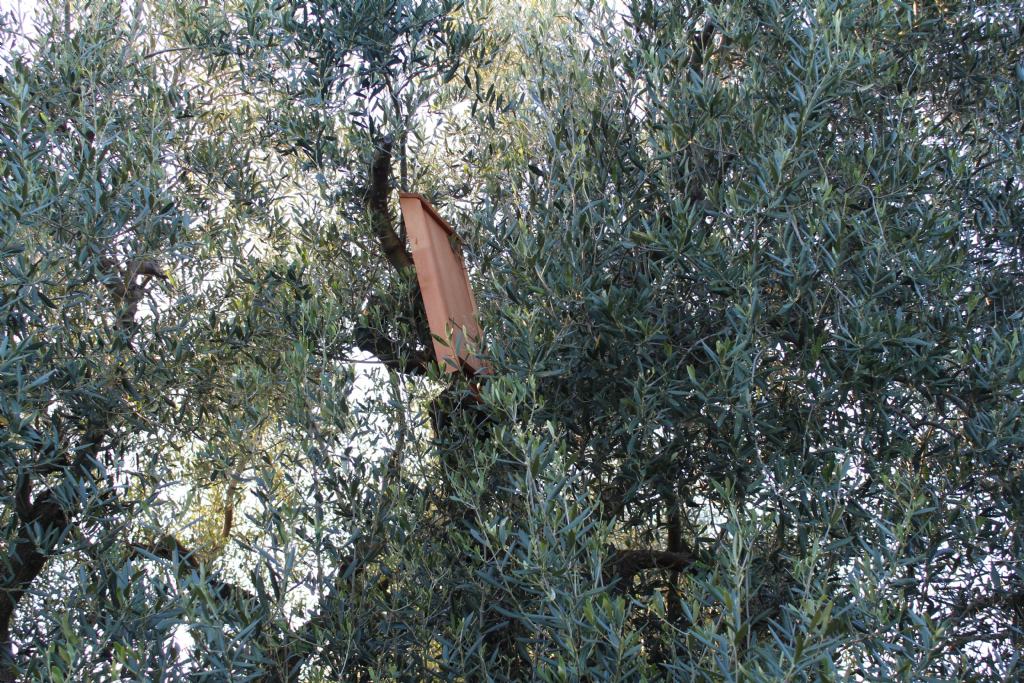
1;0;1022;680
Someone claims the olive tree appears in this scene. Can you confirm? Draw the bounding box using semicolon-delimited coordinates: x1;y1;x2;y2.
1;0;1022;681
463;0;1024;678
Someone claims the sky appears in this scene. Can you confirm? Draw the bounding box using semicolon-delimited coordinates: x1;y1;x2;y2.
0;0;38;56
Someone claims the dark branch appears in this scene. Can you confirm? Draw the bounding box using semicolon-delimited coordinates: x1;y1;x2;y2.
354;136;433;374
606;545;698;589
0;429;107;681
365;137;414;274
353;322;431;375
688;15;717;77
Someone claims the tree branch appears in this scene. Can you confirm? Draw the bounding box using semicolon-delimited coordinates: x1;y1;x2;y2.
364;137;414;274
0;429;107;681
688;14;717;78
354;136;433;374
353;322;432;375
606;545;698;589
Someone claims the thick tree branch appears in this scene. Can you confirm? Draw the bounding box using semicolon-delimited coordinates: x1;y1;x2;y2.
0;429;107;681
99;256;167;330
365;138;414;274
354;136;433;374
606;546;698;589
0;246;144;680
688;14;717;77
353;322;432;375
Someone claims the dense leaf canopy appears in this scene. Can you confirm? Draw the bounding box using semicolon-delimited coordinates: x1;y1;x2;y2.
1;0;1022;680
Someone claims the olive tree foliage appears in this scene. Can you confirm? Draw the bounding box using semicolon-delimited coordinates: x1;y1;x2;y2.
1;0;502;680
1;0;1022;681
463;0;1024;679
0;0;372;680
0;4;211;679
